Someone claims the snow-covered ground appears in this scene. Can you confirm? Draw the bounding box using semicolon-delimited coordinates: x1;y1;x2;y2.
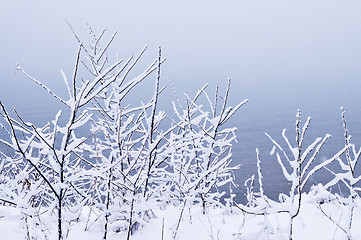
1;188;360;240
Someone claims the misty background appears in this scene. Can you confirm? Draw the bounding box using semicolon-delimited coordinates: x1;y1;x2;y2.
1;0;361;199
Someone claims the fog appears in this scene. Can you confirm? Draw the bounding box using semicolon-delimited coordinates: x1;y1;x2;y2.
2;1;361;87
2;1;361;124
1;0;361;197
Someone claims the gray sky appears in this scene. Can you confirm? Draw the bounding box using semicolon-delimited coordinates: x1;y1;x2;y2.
1;0;361;123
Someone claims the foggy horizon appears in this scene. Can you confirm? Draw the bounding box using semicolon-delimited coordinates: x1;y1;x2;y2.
1;0;361;160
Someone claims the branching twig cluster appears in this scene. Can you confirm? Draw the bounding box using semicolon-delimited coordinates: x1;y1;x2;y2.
0;26;246;240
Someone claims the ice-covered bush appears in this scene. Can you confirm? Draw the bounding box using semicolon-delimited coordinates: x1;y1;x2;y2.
236;110;349;240
0;26;247;240
315;108;361;240
163;81;247;212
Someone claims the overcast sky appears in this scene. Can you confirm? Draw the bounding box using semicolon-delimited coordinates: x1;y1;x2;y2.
2;1;361;186
1;0;361;124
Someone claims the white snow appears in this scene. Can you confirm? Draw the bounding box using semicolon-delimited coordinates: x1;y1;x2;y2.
0;189;360;240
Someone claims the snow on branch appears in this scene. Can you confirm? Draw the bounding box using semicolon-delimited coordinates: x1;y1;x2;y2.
15;65;68;107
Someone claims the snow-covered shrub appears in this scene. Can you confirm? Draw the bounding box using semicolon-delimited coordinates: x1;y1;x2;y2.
85;47;164;239
0;150;50;239
0;24;248;240
0;25;155;239
236;110;349;240
316;107;361;240
163;81;247;213
156;81;247;239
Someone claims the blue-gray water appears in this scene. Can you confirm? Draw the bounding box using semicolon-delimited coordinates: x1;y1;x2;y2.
1;72;360;203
